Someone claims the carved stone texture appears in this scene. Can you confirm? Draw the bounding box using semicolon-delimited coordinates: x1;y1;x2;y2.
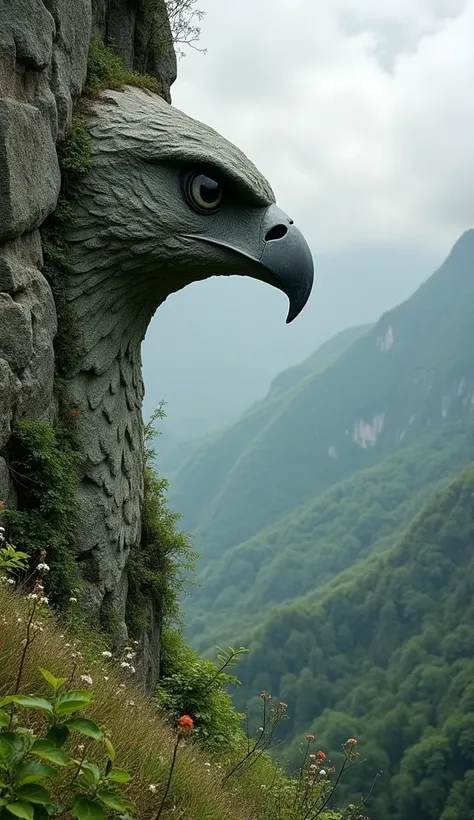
64;87;313;683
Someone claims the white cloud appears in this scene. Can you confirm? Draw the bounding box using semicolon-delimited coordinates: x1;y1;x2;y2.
171;0;474;254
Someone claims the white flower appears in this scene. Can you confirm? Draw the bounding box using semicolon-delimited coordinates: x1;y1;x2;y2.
125;652;135;660
103;676;109;682
129;666;136;675
40;596;49;605
78;744;85;752
27;593;38;600
36;562;50;572
7;578;15;586
0;526;5;533
319;769;327;777
80;674;93;687
101;651;112;659
120;661;130;669
69;597;78;603
148;784;158;794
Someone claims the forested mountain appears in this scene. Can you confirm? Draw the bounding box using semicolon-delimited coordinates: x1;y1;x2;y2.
169;322;370;535
230;464;474;820
172;230;474;562
185;417;474;653
173;229;474;820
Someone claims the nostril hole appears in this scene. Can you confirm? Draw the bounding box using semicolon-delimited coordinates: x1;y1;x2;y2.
265;224;288;242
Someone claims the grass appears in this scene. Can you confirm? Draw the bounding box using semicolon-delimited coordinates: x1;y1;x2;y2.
0;584;284;820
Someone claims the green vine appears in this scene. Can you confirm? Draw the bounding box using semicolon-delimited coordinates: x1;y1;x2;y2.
4;420;81;607
125;404;197;636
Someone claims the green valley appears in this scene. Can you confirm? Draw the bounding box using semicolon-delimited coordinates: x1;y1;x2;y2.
173;230;474;820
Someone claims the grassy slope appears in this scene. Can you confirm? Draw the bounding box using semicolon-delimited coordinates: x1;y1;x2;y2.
173;231;474;561
0;587;295;820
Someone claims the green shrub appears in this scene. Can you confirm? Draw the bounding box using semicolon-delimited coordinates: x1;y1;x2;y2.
86;35;160;95
157;631;245;752
126;405;196;636
4;421;81;607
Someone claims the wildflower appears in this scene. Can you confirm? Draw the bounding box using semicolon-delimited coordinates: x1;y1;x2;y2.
40;596;49;605
125;652;135;660
0;501;5;509
316;750;326;760
27;593;38;601
101;651;112;659
309;754;316;761
120;661;130;669
103;676;109;681
260;690;271;700
204;762;211;768
77;744;85;753
127;700;135;707
69;597;78;603
309;764;317;772
36;562;50;572
279;701;288;709
0;525;5;532
148;784;158;794
7;579;15;586
177;714;194;736
80;674;93;686
319;769;327;777
306;733;315;741
129;666;136;674
346;738;357;745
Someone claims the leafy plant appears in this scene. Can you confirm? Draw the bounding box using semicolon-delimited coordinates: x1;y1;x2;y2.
157;635;246;751
0;667;135;820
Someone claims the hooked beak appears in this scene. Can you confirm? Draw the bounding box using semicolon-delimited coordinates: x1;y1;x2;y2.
258;204;314;324
183;204;314;323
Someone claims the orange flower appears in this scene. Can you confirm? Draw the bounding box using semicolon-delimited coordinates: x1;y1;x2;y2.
177;714;194;735
0;500;5;510
316;750;326;760
306;733;315;741
345;738;357;745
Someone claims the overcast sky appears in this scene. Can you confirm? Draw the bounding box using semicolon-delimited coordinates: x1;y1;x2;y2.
143;0;474;442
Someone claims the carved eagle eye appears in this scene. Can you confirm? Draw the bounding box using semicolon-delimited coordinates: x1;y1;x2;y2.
184;171;223;214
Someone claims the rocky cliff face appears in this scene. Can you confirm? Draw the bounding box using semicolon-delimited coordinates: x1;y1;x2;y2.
0;0;176;680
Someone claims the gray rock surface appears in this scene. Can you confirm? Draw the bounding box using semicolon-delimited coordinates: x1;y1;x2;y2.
92;0;177;102
0;0;91;511
0;0;176;682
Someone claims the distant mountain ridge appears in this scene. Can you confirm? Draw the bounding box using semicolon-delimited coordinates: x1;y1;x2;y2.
172;230;474;562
